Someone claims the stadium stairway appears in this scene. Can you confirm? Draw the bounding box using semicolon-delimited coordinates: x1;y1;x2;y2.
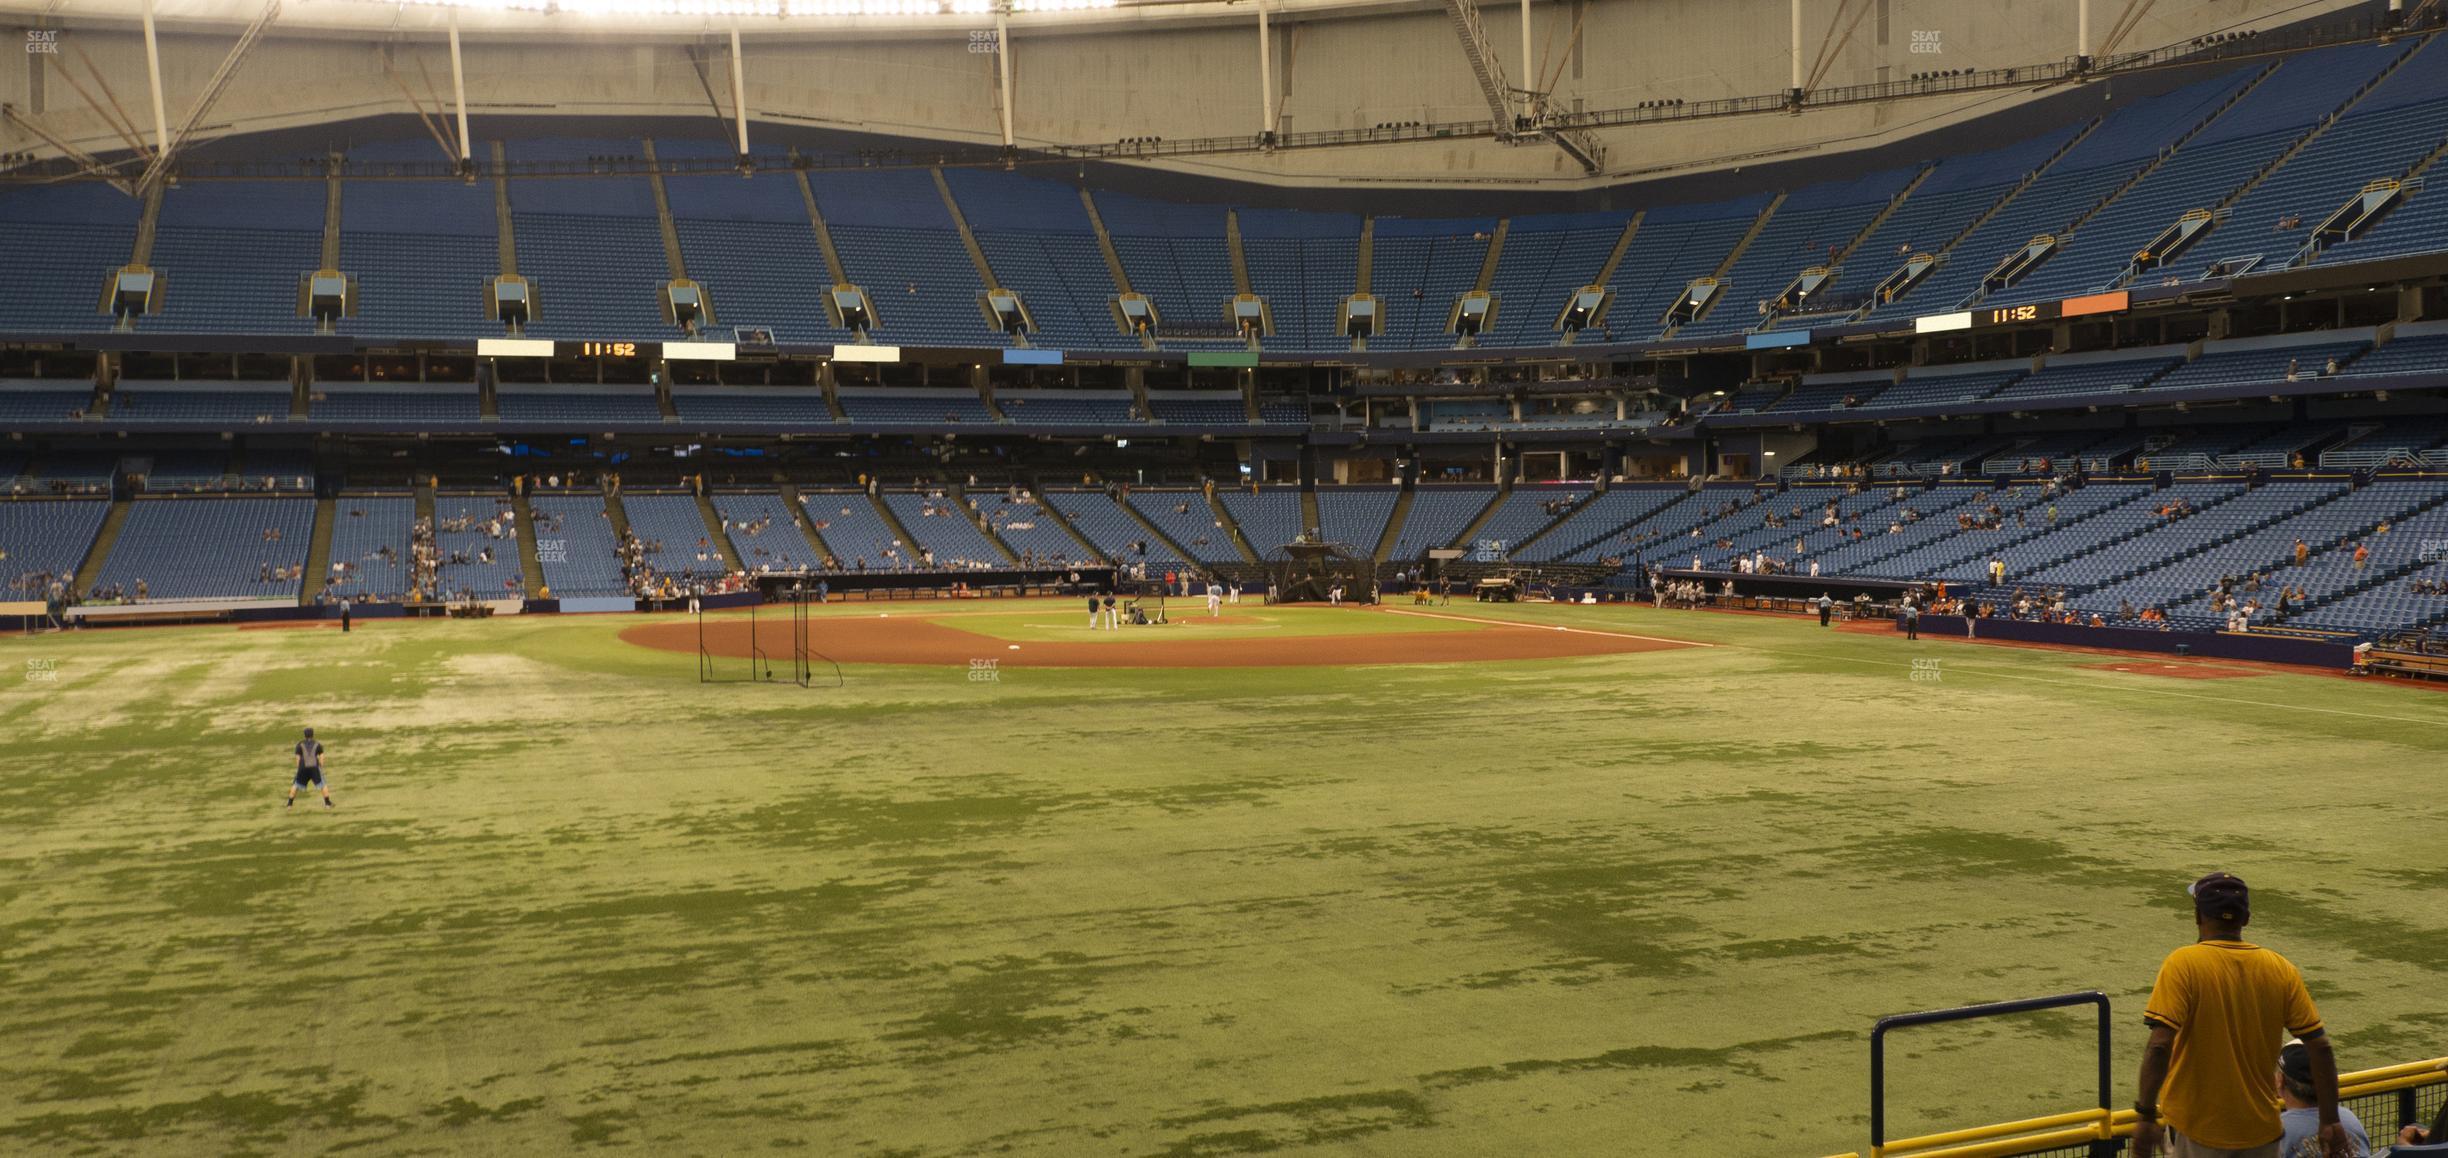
949;482;1022;564
414;484;436;555
861;491;918;561
1991;481;2316;598
1877;119;2100;317
1849;481;2149;582
509;491;547;596
1203;487;1263;564
1111;491;1200;564
790;169;854;287
1300;489;1322;538
930;170;1008;341
1372;489;1415;563
1509;489;1604;557
2169;41;2431;271
298;496;336;604
773;482;840;566
602;487;634;543
72;496;132;596
2270;483;2448;614
693;489;743;571
1026;488;1107;566
1444;479;1513;552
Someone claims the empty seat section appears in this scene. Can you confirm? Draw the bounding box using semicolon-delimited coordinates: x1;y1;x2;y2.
1389;486;1494;558
808;169;994;346
340;175;501;339
95;495;317;600
323;496;418;599
881;492;1009;568
835;389;994;424
1125;490;1242;565
528;492;628;596
1368;218;1495;350
1094;190;1240;345
1044;490;1184;573
1148;393;1249;426
311;387;483;425
1476;212;1628;349
1679;168;1915;337
1216;489;1305;558
1604;196;1771;343
110;382;293;425
970;491;1096;565
995;391;1137;425
0;184;137;336
2186;37;2448;277
798;492;911;570
147;182;326;334
707;492;822;570
1313;488;1398;553
945;170;1119;349
496;387;664;424
621;494;724;579
1871;69;2258;319
1238;209;1359;352
664;163;846;343
0;498;109;595
669;388;836;425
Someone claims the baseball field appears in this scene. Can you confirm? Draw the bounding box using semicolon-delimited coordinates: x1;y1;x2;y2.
3;599;2444;1156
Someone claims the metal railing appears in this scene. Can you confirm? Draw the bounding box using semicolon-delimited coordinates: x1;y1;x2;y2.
1821;984;2448;1158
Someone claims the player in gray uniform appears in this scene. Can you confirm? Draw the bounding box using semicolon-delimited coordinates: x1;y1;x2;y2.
287;727;335;809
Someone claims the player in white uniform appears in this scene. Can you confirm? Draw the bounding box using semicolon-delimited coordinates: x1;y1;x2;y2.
1205;581;1223;618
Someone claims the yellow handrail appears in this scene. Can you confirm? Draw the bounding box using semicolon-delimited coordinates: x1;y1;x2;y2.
1824;1055;2445;1158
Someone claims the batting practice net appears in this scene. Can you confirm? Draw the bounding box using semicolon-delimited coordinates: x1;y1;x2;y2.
696;587;840;687
1269;540;1376;604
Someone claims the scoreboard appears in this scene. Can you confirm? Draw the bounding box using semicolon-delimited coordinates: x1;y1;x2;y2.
475;338;735;361
1916;291;2130;334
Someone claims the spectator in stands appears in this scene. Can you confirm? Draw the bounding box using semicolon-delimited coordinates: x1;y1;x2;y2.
2132;873;2347;1158
2353;543;2370;570
2275;1040;2369;1157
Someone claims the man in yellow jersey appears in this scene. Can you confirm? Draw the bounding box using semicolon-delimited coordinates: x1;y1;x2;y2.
2133;873;2347;1158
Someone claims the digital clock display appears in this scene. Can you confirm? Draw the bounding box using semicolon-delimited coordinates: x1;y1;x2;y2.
1981;303;2055;327
562;340;647;359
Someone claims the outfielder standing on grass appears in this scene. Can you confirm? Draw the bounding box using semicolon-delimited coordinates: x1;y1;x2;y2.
287;727;335;809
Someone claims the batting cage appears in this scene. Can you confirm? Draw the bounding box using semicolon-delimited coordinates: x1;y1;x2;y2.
696;586;841;687
1268;540;1377;604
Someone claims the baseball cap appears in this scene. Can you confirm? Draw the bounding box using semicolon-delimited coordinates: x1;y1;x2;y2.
2278;1038;2312;1086
2188;872;2250;921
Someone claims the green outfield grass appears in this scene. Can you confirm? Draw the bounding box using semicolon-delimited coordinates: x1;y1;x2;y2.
3;602;2445;1157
